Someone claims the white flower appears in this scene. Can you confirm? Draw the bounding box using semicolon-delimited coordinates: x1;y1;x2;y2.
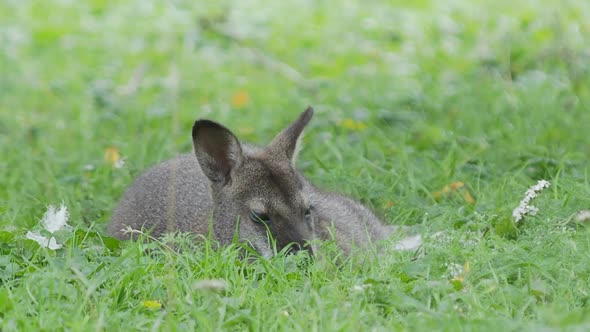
444;262;463;279
192;279;228;292
352;284;372;292
25;203;71;250
430;231;453;245
114;158;125;169
512;180;551;222
575;210;590;222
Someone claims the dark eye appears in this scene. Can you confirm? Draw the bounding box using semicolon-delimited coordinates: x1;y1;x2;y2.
250;210;270;223
304;206;313;222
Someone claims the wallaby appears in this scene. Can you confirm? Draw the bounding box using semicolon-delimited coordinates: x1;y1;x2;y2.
108;107;404;257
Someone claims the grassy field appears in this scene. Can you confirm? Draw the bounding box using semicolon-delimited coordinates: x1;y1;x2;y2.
2;0;590;330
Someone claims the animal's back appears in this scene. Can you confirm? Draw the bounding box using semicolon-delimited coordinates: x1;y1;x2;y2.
306;183;397;254
108;154;212;239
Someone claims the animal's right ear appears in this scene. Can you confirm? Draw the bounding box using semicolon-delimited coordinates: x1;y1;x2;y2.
192;120;243;185
267;106;314;165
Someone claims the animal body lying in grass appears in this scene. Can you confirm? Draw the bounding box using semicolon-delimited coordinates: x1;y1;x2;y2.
109;107;407;257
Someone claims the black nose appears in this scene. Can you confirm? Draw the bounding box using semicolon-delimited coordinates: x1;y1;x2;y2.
287;241;314;257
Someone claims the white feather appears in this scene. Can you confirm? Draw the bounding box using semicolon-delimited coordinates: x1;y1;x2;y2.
25;231;62;250
42;203;70;233
392;234;422;251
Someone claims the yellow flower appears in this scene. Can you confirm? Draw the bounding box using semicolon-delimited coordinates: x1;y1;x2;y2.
141;300;162;309
104;147;124;168
433;181;475;204
339;118;367;131
231;90;250;108
453;261;470;283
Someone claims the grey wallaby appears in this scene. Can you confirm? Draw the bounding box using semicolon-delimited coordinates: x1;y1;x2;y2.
108;107;404;257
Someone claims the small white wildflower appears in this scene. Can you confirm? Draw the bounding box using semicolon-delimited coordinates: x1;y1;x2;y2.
512;180;551;222
352;284;371;292
393;234;422;251
114;158;125;169
459;231;480;247
25;203;71;250
430;231;453;245
444;262;463;279
192;279;228;292
429;231;479;248
575;210;590;222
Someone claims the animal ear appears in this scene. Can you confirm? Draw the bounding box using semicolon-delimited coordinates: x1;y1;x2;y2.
192;120;243;185
267;106;314;164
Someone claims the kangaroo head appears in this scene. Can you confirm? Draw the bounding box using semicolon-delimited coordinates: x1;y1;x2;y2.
192;107;315;257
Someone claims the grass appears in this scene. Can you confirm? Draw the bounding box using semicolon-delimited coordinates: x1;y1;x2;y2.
1;0;590;330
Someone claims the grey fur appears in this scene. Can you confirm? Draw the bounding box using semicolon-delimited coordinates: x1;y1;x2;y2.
108;107;399;256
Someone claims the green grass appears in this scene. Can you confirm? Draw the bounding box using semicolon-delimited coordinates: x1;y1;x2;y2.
2;0;590;330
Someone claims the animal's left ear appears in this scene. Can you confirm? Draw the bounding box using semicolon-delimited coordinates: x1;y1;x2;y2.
267;106;314;164
192;119;243;185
